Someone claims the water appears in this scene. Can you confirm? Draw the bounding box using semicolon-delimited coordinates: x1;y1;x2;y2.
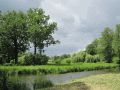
0;70;108;90
46;70;107;85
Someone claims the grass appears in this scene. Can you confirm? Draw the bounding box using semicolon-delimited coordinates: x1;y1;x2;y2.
73;73;120;90
0;62;117;75
40;73;120;90
40;82;90;90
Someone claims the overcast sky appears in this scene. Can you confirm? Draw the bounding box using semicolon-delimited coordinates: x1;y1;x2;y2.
1;0;120;56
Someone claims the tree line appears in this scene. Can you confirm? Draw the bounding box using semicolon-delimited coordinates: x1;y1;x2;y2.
86;25;120;66
0;8;59;64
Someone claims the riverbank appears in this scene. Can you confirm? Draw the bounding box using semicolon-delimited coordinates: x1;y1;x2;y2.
0;63;117;75
41;73;120;90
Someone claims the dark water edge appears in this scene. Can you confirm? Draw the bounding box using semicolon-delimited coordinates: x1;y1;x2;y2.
0;68;119;90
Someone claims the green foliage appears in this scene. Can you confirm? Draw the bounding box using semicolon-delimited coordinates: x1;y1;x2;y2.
0;11;29;64
59;54;71;59
24;53;49;65
97;27;113;63
27;8;59;54
113;24;120;68
54;59;61;65
85;54;100;63
66;58;71;64
86;39;98;55
72;51;86;63
0;8;59;65
112;57;119;64
18;55;25;65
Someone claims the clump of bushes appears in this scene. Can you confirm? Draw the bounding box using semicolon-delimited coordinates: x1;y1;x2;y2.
72;51;86;63
71;51;101;63
66;58;71;64
19;53;49;65
54;59;61;65
85;54;100;63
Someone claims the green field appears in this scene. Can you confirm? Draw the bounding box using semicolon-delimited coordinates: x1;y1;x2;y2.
0;63;117;75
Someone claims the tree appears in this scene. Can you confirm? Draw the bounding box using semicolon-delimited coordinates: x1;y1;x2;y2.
113;24;120;68
98;27;113;63
86;39;98;55
0;11;29;64
27;8;59;55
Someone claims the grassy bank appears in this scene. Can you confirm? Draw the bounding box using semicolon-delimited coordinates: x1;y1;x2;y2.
0;63;117;75
41;73;120;90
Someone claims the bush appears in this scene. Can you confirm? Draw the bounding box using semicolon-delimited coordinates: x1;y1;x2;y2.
85;54;100;63
112;57;119;64
18;55;25;65
24;53;49;65
66;58;71;64
54;59;61;65
72;52;86;63
85;54;93;63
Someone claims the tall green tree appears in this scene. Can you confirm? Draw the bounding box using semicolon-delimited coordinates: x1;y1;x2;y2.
27;8;59;55
113;24;120;68
0;11;29;64
98;27;113;63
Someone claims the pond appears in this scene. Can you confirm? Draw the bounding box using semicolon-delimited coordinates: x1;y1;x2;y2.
0;70;109;90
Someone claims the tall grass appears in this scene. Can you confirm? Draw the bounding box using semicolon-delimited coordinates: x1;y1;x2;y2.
0;63;117;75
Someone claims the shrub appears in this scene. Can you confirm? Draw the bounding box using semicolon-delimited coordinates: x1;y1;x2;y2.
85;54;93;63
54;59;61;65
24;53;49;65
18;55;25;65
93;55;101;62
72;52;86;63
24;54;33;65
33;54;48;65
85;54;100;63
65;58;71;64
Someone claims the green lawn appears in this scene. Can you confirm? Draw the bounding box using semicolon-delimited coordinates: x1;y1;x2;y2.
0;62;117;75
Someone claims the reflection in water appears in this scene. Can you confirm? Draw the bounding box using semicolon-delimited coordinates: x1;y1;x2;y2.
0;70;109;90
0;71;53;90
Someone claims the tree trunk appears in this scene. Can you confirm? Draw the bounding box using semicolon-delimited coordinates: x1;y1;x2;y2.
118;49;120;70
14;38;18;64
34;41;37;55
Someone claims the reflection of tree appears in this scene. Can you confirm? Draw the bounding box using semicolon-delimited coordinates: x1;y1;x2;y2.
0;71;8;90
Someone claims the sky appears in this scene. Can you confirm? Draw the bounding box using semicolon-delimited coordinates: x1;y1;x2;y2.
1;0;120;56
